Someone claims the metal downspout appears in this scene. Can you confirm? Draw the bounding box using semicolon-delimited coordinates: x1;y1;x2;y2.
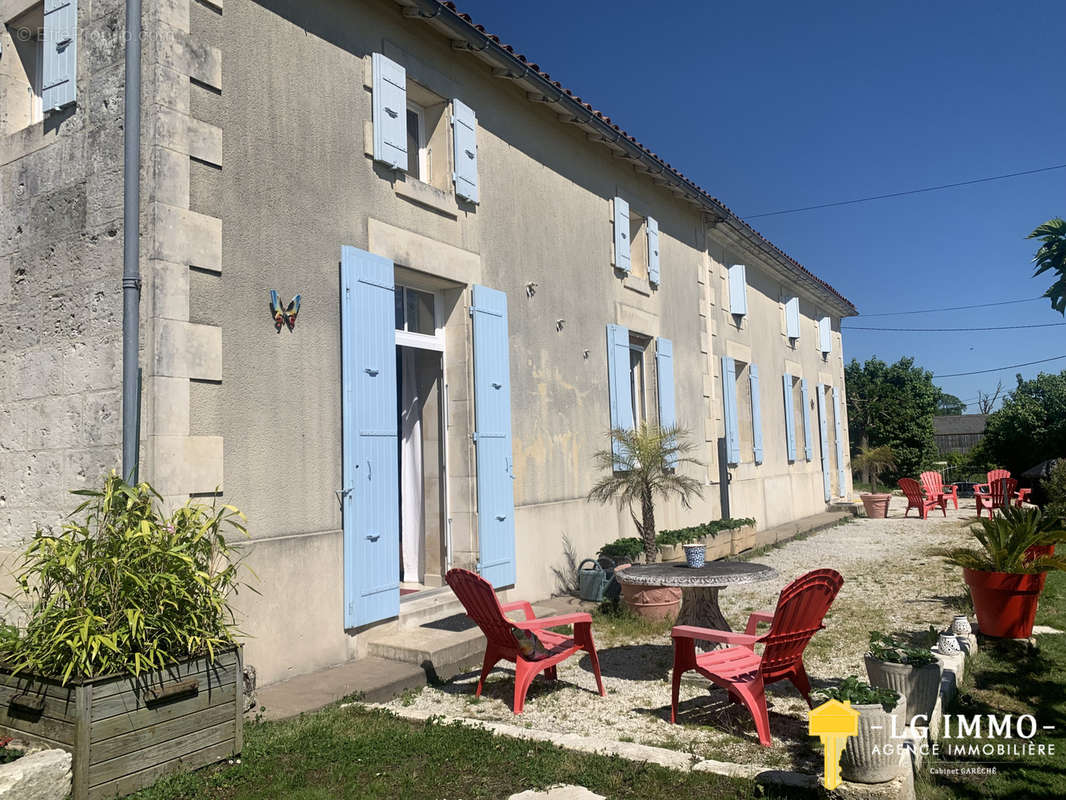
121;0;143;481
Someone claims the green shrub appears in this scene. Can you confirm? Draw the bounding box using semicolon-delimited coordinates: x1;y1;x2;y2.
655;517;756;548
597;537;644;562
943;505;1066;574
1044;459;1066;523
867;631;939;667
817;676;899;712
0;474;252;683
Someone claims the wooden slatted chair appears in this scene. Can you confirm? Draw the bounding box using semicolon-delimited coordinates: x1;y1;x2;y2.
899;477;947;519
670;568;843;746
445;568;606;714
920;471;959;510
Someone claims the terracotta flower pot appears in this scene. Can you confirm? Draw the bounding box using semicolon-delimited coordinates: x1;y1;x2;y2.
620;583;681;621
963;567;1047;638
860;493;891;518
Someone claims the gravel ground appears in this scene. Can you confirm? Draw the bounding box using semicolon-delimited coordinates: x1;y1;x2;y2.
384;497;977;771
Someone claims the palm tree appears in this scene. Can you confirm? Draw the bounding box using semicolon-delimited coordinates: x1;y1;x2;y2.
588;424;703;563
1030;218;1066;313
851;445;896;492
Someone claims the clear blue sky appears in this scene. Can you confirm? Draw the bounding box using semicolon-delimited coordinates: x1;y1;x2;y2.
452;0;1066;411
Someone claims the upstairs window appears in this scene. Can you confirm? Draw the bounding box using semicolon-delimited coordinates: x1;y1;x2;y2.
3;4;44;134
405;101;428;180
728;264;748;316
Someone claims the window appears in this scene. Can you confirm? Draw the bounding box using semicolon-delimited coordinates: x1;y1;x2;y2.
4;4;45;134
405;102;428;180
394;286;437;336
629;214;648;281
627;334;657;425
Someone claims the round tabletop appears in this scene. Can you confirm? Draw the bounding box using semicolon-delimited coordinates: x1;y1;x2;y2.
615;561;778;588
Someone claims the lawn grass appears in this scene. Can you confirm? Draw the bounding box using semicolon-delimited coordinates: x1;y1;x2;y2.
128;704;814;800
916;570;1066;799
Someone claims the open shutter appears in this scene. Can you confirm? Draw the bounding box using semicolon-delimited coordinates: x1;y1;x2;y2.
647;217;660;285
728;264;747;316
372;52;407;170
816;384;831;502
613;197;631;272
452;98;479;203
721;356;740;465
606;324;634;466
341;246;399;628
655;337;676;467
42;0;78;112
472;286;516;587
819;316;832;354
833;386;846;497
801;378;813;461
785;297;801;339
750;364;763;465
783;373;797;463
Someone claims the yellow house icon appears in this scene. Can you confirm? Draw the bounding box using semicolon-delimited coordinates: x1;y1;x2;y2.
809;699;861;790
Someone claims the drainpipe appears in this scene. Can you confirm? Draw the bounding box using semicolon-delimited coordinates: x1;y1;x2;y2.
121;0;143;482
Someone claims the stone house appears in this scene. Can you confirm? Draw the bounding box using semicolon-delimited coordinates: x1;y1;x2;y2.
0;0;856;686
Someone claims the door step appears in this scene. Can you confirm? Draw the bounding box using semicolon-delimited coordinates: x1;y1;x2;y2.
398;586;466;629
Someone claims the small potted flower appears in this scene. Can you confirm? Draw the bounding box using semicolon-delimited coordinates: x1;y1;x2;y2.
817;677;903;784
864;630;942;725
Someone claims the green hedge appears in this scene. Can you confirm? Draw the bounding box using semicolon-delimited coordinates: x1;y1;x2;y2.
655;517;757;548
597;537;645;562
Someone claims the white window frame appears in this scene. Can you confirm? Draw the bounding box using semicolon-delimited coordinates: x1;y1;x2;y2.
405;100;429;182
394;285;444;352
629;342;647;424
31;31;44;124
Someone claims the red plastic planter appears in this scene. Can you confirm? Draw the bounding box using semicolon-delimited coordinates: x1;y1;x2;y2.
963;567;1047;638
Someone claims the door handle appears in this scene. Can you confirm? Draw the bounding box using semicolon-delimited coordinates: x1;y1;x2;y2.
491;382;502;389
385;107;398;118
495;515;507;522
365;368;379;376
366;533;380;542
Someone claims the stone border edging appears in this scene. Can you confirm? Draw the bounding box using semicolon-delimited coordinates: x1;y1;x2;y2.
0;748;72;799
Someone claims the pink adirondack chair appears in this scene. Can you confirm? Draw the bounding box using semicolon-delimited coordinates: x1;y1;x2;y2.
445;568;606;714
975;477;1018;518
899;477;947;519
976;470;1031;507
920;471;959;510
670;568;844;746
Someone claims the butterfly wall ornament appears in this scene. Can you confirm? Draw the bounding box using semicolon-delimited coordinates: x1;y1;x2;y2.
269;290;301;332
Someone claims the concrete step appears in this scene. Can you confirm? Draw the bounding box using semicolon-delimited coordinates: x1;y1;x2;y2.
398;586;466;629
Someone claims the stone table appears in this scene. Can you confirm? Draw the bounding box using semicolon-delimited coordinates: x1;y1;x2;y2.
616;561;778;647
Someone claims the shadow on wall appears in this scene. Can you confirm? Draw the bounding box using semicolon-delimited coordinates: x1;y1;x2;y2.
550;534;579;596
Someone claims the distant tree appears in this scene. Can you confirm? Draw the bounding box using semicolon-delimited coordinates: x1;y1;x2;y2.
976;381;1003;414
979;371;1066;475
1030;218;1066;313
845;356;940;481
937;393;967;416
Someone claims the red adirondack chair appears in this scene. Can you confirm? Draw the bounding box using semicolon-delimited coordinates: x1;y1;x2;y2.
975;477;1018;518
920;471;959;510
670;568;843;746
976;470;1031;507
899;477;947;519
445;568;606;713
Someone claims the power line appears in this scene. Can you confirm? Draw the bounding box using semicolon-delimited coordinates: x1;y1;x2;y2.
858;297;1045;317
844;322;1066;332
745;163;1066;219
933;354;1066;379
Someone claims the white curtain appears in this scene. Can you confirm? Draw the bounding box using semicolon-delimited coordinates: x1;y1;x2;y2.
400;349;425;583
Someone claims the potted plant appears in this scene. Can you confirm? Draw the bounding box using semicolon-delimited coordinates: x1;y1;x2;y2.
0;474;251;800
852;445;896;518
944;506;1066;638
817;677;903;784
864;630;942;725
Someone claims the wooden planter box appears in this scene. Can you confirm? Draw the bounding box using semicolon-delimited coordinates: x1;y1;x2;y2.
0;647;242;800
730;525;757;555
703;532;732;561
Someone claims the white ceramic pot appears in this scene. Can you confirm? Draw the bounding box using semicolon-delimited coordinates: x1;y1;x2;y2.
951;615;973;636
937;633;961;655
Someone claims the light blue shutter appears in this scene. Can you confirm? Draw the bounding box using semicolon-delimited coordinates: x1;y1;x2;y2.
452;98;479;203
801;378;813;461
42;0;78;112
341;246;399;628
472;285;516;587
647;217;660;285
785;297;800;339
728;264;747;316
816;384;831;502
819;316;832;354
613;197;631;272
372;53;407;170
606;324;634;465
655;337;676;467
833;386;846;497
721;356;740;465
750;364;763;465
783;373;797;462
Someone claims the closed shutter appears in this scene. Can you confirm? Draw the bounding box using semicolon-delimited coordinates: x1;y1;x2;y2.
655;337;676;467
606;324;634;466
750;364;763;465
647;217;660;285
819;316;832;354
472;285;516;587
785;297;801;339
340;246;400;628
783;373;797;463
721;356;740;465
816;384;831;502
801;378;813;461
372;52;407;170
452;98;479;203
42;0;78;112
613;197;631;272
833;386;846;497
728;264;747;315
